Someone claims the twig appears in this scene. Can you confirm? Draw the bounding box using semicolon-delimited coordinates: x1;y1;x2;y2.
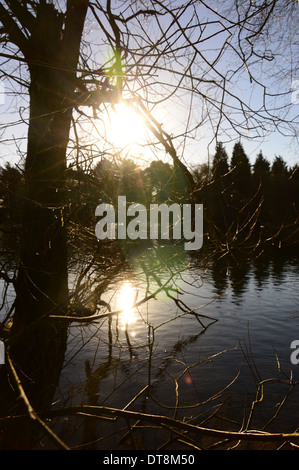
44;404;299;444
6;351;70;450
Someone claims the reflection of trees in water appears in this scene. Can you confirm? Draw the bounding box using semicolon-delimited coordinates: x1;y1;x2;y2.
210;257;230;297
208;249;298;304
61;308;222;450
0;239;299;449
52;247;299;450
209;253;251;303
0;239;213;448
252;256;271;291
0;0;298;450
229;258;251;301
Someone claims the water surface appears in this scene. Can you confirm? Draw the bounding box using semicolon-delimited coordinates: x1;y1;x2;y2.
55;246;299;449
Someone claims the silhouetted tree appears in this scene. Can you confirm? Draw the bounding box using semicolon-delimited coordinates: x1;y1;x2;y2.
271;155;289;178
142;160;174;204
212;143;230;181
289;164;299;216
230;142;251;204
209;142;231;229
252;151;271;186
0;0;299;450
252;151;271;229
192;163;211;190
269;156;292;229
0;0;91;444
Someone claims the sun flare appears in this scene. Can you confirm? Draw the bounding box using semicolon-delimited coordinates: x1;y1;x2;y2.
106;103;146;150
118;281;137;328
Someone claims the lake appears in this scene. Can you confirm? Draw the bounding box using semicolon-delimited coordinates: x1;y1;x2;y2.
51;244;299;450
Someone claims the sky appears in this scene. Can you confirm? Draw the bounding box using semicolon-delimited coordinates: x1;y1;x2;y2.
0;86;298;172
0;0;298;172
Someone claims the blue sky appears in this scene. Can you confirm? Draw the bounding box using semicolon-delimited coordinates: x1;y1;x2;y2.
1;77;298;172
0;1;298;172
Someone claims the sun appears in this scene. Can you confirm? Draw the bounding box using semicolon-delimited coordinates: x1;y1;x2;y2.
105;102;147;150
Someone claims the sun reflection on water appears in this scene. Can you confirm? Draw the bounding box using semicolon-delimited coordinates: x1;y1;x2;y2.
117;281;137;331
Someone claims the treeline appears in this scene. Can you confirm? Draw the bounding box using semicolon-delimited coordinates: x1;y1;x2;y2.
194;142;299;249
0;141;298;250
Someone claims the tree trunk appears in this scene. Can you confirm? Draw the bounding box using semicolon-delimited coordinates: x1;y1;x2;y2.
0;3;88;447
9;63;70;401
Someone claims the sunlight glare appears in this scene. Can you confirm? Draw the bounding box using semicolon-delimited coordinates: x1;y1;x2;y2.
118;281;137;329
106;103;146;150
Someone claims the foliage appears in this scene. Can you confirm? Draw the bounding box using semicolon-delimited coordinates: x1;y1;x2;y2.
0;0;299;451
193;143;299;250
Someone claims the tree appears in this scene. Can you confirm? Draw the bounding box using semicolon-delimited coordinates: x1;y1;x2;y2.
289;165;299;227
270;155;292;229
230;141;252;203
142;160;174;204
0;0;299;450
0;4;91;422
192;163;212;189
212;143;229;181
209;142;231;229
253;151;271;186
271;155;289;178
252;151;271;229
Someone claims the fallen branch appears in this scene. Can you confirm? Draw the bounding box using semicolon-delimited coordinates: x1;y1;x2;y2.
44;404;299;444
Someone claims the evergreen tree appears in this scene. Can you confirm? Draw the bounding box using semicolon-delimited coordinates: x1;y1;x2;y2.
230;141;251;203
192;163;211;189
142;160;174;204
289;164;299;222
270;155;291;228
212;142;229;180
209;142;231;230
253;151;271;185
271;155;289;177
252;151;271;229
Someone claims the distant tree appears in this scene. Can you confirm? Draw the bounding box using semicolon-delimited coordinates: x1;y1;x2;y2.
290;164;299;182
271;155;289;178
1;0;299;450
93;157;145;205
93;157;118;203
142;161;174;204
269;156;293;229
251;151;271;229
66;165;101;226
289;164;299;223
192;163;212;189
208;143;231;230
230;142;251;203
253;151;271;185
212;143;229;181
120;159;145;204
